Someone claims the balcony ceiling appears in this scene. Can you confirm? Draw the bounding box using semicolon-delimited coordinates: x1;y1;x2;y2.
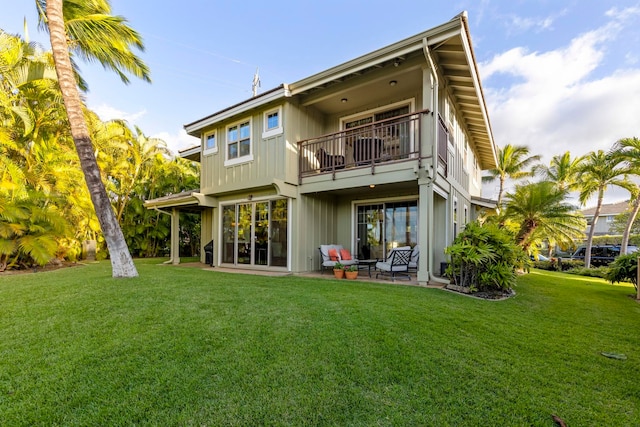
289;13;497;169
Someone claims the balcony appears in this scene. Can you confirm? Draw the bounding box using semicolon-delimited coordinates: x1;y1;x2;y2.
298;110;431;183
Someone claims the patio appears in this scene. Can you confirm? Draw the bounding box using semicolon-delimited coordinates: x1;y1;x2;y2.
169;262;444;288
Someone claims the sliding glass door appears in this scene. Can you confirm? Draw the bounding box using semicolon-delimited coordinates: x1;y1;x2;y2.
221;199;288;267
356;200;417;260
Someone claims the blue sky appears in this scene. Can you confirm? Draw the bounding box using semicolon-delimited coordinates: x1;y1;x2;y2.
3;1;640;205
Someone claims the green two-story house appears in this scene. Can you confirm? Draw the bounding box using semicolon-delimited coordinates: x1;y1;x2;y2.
145;12;498;285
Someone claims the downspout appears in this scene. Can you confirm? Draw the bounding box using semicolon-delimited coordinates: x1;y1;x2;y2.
423;37;439;185
423;38;449;286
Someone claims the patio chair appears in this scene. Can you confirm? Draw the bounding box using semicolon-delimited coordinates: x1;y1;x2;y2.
318;244;358;273
375;248;412;281
408;245;419;273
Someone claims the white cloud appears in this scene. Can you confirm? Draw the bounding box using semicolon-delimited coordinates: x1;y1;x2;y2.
605;5;640;21
152;128;199;155
92;103;147;124
505;9;568;34
480;10;640;206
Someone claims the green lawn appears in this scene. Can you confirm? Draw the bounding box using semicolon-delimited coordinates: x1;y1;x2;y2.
1;260;639;426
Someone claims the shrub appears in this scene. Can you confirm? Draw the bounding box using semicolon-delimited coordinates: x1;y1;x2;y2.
565;266;609;279
532;260;556;271
445;221;529;292
605;253;638;292
557;259;584;271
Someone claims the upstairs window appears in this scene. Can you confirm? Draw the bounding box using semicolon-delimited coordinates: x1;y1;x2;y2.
225;119;253;166
203;131;217;155
262;107;283;138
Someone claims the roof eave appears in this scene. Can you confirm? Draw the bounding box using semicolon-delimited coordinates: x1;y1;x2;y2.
184;85;290;137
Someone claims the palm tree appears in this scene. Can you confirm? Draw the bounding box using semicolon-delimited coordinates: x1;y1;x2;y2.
611;137;640;254
535;151;584;192
41;0;150;277
482;144;541;207
578;150;635;268
503;181;586;252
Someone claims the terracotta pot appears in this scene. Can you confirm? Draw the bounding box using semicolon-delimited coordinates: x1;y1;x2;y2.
333;269;345;279
345;270;359;280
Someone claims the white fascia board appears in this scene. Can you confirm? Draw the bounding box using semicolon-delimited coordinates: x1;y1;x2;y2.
179;145;200;158
457;21;497;168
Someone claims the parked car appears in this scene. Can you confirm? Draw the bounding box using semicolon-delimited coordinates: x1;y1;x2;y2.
568;245;638;267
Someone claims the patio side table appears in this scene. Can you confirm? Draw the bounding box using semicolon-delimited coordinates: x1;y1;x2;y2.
358;259;378;277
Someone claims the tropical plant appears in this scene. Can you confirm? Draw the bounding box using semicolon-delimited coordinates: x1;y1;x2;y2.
503;181;586;252
0;31;83;269
578;150;635;267
534;151;583;192
605;253;638;293
482;144;541;207
445;221;528;292
40;0;151;277
611;137;640;254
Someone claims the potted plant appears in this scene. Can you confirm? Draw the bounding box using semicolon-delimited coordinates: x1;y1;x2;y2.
345;265;359;280
333;262;345;279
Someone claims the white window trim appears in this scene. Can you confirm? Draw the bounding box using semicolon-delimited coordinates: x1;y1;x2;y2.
203;130;218;155
262;106;283;139
224;118;254;167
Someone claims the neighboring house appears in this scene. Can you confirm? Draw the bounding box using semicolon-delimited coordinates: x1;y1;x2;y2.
581;200;629;236
145;12;498;285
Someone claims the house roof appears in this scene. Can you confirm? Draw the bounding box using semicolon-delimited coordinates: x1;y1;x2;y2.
183;11;497;169
143;189;217;211
184;85;287;135
581;200;630;217
178;145;201;162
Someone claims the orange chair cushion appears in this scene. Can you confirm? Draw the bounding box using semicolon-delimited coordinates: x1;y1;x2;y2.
340;249;352;260
328;248;339;261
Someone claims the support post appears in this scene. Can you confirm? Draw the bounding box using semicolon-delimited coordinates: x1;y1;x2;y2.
170;208;180;265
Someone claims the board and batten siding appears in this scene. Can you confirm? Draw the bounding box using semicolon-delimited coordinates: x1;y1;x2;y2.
198;104;294;195
293;194;338;273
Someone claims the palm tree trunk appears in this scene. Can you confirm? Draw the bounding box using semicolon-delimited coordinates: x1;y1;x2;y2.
497;177;505;207
45;0;137;278
584;189;604;268
516;220;536;252
621;197;640;255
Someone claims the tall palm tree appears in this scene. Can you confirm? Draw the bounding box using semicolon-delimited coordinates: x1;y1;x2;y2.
503;181;586;252
482;144;541;207
578;150;635;267
42;0;150;277
611;137;640;254
535;151;584;192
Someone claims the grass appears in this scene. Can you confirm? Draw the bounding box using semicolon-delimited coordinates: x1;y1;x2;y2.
1;260;639;426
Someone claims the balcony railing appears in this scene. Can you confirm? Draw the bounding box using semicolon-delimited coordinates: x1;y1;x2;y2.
298;110;429;183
